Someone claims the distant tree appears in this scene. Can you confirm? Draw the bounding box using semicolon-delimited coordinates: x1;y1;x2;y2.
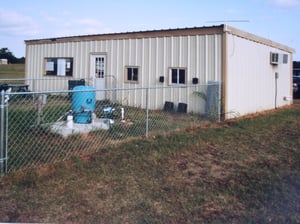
0;48;15;63
0;48;25;64
18;57;25;64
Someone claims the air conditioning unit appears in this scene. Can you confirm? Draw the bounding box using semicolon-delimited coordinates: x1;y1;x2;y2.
270;52;279;65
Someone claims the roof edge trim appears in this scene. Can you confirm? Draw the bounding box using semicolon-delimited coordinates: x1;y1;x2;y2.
224;25;295;53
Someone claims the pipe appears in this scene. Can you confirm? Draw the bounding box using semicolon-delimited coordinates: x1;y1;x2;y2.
275;72;278;109
121;107;124;120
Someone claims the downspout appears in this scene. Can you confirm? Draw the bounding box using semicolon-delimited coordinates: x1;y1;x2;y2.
275;72;278;109
290;54;294;105
221;24;229;121
24;41;29;88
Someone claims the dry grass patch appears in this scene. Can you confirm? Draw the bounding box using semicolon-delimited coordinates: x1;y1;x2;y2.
0;102;300;223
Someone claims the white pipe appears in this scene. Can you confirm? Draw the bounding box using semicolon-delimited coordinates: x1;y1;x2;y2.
67;115;73;128
121;107;124;120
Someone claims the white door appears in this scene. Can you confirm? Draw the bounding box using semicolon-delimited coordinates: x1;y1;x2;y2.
90;54;106;100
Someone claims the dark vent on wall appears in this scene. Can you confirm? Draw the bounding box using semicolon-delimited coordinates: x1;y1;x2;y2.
192;78;198;84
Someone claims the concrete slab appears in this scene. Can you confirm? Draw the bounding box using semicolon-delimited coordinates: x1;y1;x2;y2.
51;117;110;138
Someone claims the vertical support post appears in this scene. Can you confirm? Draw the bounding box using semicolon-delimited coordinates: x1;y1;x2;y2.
36;95;43;126
32;79;36;104
33;79;36;92
5;95;8;173
145;87;149;138
0;90;6;174
217;81;222;122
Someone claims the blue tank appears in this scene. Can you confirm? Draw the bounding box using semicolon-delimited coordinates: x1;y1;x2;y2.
72;85;95;124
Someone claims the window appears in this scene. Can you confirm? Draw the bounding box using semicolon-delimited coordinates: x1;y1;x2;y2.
126;66;139;82
170;68;186;84
283;54;288;64
95;57;105;78
45;58;73;76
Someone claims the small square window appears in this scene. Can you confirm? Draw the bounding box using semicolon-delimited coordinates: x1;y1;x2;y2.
126;67;139;82
170;68;186;85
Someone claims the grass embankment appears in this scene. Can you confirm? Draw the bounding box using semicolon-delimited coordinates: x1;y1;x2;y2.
0;64;25;79
0;103;300;223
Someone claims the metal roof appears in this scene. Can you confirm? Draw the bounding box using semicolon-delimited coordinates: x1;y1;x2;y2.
24;24;294;53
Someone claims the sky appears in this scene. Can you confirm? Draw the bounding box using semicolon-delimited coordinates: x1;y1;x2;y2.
0;0;300;60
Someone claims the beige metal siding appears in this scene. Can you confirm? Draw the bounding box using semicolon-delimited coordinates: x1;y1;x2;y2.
225;34;292;118
26;33;222;113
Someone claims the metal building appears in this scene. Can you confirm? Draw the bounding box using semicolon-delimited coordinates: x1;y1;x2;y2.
0;59;8;64
25;24;294;119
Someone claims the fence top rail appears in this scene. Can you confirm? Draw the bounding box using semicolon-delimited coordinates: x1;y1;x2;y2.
2;82;221;96
0;77;88;82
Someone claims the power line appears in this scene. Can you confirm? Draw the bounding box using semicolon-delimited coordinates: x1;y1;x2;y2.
206;20;250;23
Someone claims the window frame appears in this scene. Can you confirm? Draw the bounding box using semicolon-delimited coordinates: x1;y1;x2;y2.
125;66;139;83
44;57;73;77
169;67;187;85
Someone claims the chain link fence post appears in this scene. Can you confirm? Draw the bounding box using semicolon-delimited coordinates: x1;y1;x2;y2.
0;90;8;174
145;87;149;138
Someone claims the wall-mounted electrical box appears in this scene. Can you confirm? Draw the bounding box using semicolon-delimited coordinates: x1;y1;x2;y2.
192;78;199;84
159;76;164;83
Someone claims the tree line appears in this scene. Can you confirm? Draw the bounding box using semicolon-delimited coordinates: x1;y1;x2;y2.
0;48;25;64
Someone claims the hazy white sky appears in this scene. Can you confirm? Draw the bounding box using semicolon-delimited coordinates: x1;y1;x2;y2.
0;0;299;60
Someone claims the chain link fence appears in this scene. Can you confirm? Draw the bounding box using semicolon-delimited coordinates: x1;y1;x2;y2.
0;81;221;174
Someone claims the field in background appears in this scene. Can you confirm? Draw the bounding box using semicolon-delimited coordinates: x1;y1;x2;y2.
0;64;25;79
0;101;299;223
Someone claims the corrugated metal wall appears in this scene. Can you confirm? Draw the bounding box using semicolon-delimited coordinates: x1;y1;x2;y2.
26;34;222;113
225;33;292;118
